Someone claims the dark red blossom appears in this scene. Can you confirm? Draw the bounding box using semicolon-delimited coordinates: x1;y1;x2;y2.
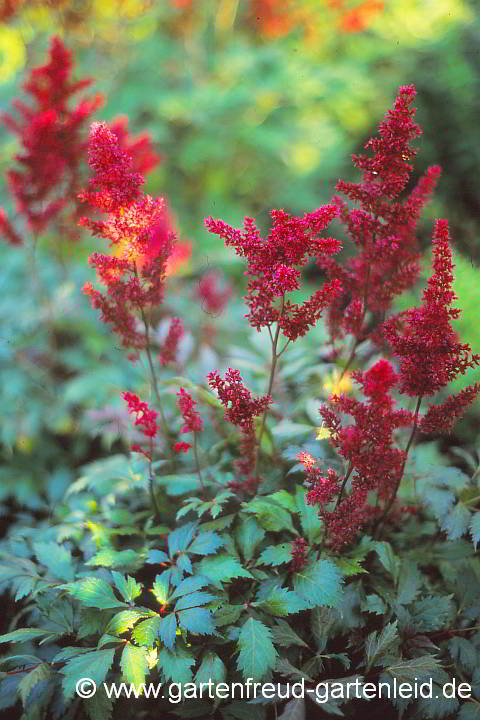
123;391;157;459
176;388;203;434
205;206;342;341
419;385;480;435
208;368;271;479
290;537;309;572
109;115;162;176
383;220;480;398
173;441;191;454
159;317;184;367
196;271;232;315
1;37;102;242
319;85;441;344
80;122;175;349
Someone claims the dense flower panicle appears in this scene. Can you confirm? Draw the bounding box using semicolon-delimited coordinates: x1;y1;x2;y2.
176;388;204;434
383;220;480;398
1;36;102;241
109;116;162;176
319;85;441;343
173;441;191;454
208;368;271;479
123;391;157;459
196;271;233;315
80;122;176;349
306;359;414;548
290;537;309;572
159;317;184;367
419;384;480;435
205;206;342;341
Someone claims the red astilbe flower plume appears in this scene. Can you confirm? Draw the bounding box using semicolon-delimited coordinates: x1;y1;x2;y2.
159;317;184;367
1;36;103;242
176;388;204;434
208;368;271;486
80;122;175;350
196;270;233;315
319;85;441;344
383;220;480;402
290;537;309;572
123;391;157;459
109;115;162;177
306;359;414;549
205;206;342;341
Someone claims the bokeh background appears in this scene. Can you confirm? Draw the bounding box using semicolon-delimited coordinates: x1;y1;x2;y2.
1;0;479;511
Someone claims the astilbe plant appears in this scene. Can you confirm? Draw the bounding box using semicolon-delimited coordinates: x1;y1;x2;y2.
0;36;103;243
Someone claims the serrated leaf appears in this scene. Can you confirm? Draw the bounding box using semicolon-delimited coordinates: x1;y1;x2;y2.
441;503;472;540
293;559;343;608
385;655;442;683
85;688;114;720
365;621;399;671
111;572;142;602
168;523;198;555
17;663;53;706
214;604;243;627
178;607;214;635
236;618;277;681
175;591;216;611
188;531;225;556
106;610;151;636
61;649;115;700
63;578;127;609
243;499;296;534
131;616;162;646
271;619;308;648
448;637;477;673
33;542;74;582
295;486;323;543
361;594;386;615
275;657;313;683
146;549;169;564
195;652;226;685
158;613;177;650
373;541;400;582
279;699;306;720
256;544;293;567
0;628;54;644
235;517;265;562
335;557;367;577
170;575;210;599
257;587;302;617
158;647;195;683
121;643;149;688
470;512;480;550
196;555;253;588
397;561;422;605
411;595;454;632
85;548;138;568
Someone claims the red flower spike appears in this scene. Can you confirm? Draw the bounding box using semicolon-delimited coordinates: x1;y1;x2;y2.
205;206;342;341
159;317;184;367
109;115;162;176
176;388;204;434
383;220;480;398
196;271;233;315
123;391;158;459
173;441;191;454
290;537;309;572
1;36;102;242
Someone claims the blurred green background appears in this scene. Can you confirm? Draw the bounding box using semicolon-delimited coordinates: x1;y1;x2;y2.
0;0;479;511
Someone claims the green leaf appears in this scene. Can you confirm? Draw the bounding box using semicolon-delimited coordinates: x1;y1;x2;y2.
235;516;265;562
271;422;312;439
0;628;54;644
158;474;201;496
335;557;367;577
196;555;253;588
158;614;177;650
441;503;472;540
243;499;296;534
470;512;480;550
257;587;302;617
271;619;308;649
397;561;422;605
85;548;139;568
295;486;323;543
373;541;400;582
178;608;214;635
171;575;210;599
236;618;277;681
214;604;243;627
175;591;216;611
61;649;115;700
121;643;149;687
361;594;387;615
195;652;226;685
106;609;152;636
448;637;477;673
275;657;313;683
158;648;195;683
188;531;225;555
168;523;198;555
256;544;293;567
33;542;74;582
131;616;162;646
63;578;127;609
385;654;441;682
17;663;53;706
278;699;306;720
111;572;143;602
85;688;114;720
365;621;399;671
410;595;454;632
147;549;169;564
293;559;343;608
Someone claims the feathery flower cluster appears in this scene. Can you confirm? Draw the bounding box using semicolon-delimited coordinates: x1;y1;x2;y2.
1;37;102;242
205;207;342;341
208;368;271;481
176;388;204;434
290;537;309;572
307;359;414;549
159;317;184;367
383;220;480;402
196;271;233;315
173;441;192;454
80;122;175;349
319;85;441;344
109;115;162;176
122;391;157;459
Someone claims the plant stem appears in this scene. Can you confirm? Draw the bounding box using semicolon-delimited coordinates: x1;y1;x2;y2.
193;432;205;490
148;465;161;519
374;395;423;536
335;462;353;510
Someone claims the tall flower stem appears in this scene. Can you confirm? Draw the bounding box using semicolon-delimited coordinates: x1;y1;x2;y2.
193;433;205;491
254;295;285;474
374;395;422;536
